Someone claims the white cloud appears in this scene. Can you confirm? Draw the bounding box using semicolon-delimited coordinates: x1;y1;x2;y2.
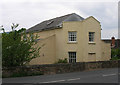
1;0;119;3
101;28;118;39
0;0;119;39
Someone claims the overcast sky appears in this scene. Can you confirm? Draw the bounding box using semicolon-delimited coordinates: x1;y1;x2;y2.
0;0;119;39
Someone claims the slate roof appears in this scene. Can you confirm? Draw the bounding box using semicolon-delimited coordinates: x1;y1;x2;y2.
27;13;84;33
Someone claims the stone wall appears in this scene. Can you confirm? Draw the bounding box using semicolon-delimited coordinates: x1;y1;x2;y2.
2;60;119;78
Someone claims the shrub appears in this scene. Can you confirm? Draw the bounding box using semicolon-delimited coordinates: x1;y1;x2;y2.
111;48;120;60
57;58;68;63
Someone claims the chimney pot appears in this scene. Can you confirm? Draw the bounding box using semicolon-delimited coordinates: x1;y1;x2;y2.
111;37;115;48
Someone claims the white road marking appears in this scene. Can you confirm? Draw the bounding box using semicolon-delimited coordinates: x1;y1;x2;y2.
41;78;81;83
102;73;117;77
42;80;65;83
67;78;80;81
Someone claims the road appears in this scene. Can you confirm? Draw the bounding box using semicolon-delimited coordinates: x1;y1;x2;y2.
2;68;120;84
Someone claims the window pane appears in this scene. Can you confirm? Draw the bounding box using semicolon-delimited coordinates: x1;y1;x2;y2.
69;52;76;63
89;32;95;42
68;32;77;42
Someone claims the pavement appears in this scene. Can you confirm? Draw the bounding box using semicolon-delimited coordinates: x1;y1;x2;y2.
2;68;120;84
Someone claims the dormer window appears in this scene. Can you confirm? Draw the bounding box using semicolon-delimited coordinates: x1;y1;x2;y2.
47;20;54;25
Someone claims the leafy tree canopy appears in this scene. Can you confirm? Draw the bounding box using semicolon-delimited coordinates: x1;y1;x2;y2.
1;23;41;67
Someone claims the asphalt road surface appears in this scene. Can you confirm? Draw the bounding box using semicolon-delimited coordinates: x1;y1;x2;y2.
2;68;120;84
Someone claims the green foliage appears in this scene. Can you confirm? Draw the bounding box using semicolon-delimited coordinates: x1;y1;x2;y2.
2;24;41;67
111;48;120;60
57;58;68;63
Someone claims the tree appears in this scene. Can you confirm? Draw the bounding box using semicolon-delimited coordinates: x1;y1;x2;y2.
111;48;120;60
2;24;41;67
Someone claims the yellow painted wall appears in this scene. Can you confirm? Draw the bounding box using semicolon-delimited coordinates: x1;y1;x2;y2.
29;30;56;65
101;41;111;61
29;16;111;65
56;16;102;62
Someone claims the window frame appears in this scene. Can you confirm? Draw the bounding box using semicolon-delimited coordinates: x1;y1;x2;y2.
68;52;76;63
89;32;95;42
68;31;77;42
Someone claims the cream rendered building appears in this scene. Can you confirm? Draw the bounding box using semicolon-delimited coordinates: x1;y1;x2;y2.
27;13;111;65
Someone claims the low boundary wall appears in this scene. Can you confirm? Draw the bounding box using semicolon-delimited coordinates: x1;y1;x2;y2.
2;60;119;78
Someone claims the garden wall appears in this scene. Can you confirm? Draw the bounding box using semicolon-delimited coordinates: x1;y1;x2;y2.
2;60;119;78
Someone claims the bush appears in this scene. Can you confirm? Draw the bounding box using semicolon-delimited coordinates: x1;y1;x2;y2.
110;57;120;60
111;48;120;60
57;58;68;63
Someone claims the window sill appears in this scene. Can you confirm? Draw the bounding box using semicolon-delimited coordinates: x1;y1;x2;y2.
88;42;96;44
67;41;77;44
88;52;96;54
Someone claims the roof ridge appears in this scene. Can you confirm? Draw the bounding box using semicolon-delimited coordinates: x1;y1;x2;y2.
44;13;75;22
27;13;84;33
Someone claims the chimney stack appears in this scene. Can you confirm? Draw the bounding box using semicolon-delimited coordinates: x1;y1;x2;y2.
111;37;115;48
